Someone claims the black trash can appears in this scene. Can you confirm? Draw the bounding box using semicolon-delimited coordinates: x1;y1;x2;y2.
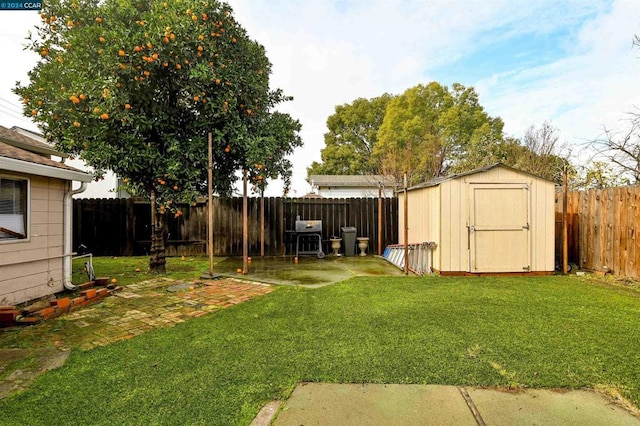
341;226;357;257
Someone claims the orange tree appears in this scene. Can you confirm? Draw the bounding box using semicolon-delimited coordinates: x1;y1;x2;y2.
16;0;301;272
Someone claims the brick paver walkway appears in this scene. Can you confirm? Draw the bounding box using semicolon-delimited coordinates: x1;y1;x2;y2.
55;277;273;350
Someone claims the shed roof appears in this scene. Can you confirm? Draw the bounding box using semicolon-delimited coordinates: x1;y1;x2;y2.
309;174;397;188
407;163;555;191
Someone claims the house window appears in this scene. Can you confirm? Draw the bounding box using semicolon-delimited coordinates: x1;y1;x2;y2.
0;176;28;240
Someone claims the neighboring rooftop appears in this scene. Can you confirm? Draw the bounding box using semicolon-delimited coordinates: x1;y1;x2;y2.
309;175;397;188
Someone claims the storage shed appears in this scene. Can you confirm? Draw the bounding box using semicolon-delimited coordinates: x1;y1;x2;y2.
398;163;555;275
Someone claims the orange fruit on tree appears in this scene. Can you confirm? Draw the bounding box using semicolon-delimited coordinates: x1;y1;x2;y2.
144;70;150;77
163;36;169;43
93;107;100;113
193;95;199;101
73;121;80;127
173;185;179;190
99;36;106;43
79;94;86;100
176;63;182;69
100;113;109;120
125;103;131;109
40;48;49;57
197;45;203;51
147;42;153;49
95;17;103;23
198;34;204;41
134;45;141;52
192;15;198;21
163;62;169;67
31;109;38;116
118;49;125;56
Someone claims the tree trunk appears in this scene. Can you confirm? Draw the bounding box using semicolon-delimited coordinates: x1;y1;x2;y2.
149;189;167;273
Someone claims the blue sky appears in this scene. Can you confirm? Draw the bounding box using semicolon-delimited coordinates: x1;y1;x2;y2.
0;0;639;196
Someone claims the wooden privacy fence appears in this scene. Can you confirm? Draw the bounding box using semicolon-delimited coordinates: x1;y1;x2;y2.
73;197;398;257
555;185;640;279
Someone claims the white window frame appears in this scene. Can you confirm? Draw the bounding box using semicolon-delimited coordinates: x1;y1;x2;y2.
0;174;30;244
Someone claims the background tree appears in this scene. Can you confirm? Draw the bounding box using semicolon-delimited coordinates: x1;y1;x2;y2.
374;82;505;185
16;0;301;272
588;113;640;185
574;161;631;190
505;121;570;184
307;94;392;176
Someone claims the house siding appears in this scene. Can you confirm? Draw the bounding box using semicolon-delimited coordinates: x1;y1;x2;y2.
317;186;395;198
0;174;67;305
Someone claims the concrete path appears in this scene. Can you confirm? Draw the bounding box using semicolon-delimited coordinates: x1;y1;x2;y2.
265;383;640;426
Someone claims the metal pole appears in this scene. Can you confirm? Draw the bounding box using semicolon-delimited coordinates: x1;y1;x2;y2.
404;173;409;275
243;169;248;274
207;133;215;277
260;189;265;257
378;183;383;256
562;166;568;274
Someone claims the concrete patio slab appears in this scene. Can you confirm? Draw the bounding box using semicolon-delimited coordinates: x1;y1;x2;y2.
273;383;477;426
271;383;640;426
468;387;640;426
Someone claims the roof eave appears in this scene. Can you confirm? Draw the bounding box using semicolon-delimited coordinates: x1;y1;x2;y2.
0;136;66;158
0;156;93;182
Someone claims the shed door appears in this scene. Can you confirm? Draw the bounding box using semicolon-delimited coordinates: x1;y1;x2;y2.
469;183;530;272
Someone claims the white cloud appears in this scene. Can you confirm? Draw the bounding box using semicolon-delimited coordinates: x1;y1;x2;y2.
1;1;639;197
476;0;640;147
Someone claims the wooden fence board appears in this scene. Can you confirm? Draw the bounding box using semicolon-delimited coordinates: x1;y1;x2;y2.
556;185;640;279
73;196;398;257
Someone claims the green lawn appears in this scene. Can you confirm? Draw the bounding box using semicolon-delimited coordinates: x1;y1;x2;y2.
2;275;639;425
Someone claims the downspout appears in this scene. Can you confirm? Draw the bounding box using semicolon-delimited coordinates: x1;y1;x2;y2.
63;181;87;290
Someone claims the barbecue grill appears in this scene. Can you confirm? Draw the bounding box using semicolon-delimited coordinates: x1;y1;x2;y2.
295;218;325;259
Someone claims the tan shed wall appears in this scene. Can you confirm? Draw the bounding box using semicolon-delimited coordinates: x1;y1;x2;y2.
398;186;441;269
0;174;67;305
401;166;555;273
